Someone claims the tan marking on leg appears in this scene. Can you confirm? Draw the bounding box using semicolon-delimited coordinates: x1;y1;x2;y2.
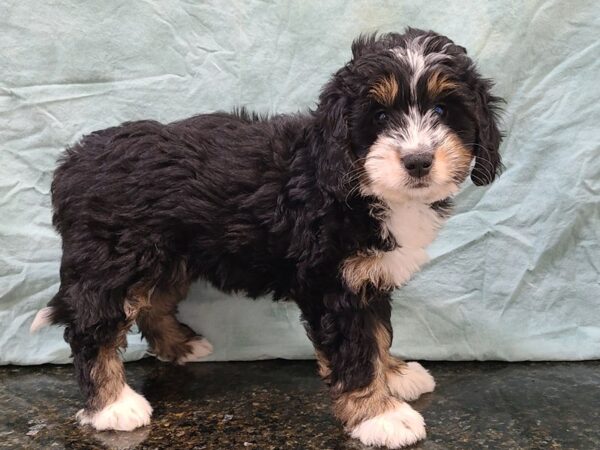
337;323;427;446
330;322;399;428
89;346;127;410
87;284;155;410
140;310;197;362
373;320;407;375
136;281;199;363
427;71;458;98
386;355;407;372
315;350;332;381
333;377;398;428
124;285;153;320
341;251;395;294
377;322;436;402
369;74;399;107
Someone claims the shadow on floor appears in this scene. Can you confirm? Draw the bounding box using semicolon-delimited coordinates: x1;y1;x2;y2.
1;359;599;449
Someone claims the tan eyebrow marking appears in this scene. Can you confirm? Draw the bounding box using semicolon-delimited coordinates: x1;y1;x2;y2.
427;71;458;97
369;74;399;106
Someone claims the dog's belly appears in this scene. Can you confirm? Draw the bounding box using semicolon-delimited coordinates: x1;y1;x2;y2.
198;253;295;299
342;201;444;291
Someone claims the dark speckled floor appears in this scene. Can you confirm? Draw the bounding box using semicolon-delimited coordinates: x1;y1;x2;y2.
0;360;599;450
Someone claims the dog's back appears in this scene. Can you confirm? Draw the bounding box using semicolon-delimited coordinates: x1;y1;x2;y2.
48;112;311;327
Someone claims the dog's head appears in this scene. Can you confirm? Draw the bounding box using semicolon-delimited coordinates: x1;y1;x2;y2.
315;28;503;204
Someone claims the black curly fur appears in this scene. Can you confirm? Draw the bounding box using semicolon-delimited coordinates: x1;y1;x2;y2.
46;28;502;414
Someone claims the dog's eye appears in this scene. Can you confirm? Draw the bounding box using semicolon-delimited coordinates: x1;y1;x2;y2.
433;104;446;116
374;111;388;125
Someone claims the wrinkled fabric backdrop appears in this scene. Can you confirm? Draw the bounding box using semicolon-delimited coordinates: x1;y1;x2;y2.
1;0;599;364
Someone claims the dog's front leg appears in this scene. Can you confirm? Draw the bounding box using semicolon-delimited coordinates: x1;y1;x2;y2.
303;290;426;448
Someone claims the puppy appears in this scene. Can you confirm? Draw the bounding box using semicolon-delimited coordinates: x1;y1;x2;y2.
31;28;502;448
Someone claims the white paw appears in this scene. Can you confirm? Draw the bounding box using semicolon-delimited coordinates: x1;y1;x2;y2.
77;384;152;431
387;361;436;401
350;402;426;448
177;337;213;364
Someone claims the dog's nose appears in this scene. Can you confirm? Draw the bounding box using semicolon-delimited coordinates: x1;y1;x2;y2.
402;153;433;178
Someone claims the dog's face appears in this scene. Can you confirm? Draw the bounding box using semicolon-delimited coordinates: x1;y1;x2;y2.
317;29;502;204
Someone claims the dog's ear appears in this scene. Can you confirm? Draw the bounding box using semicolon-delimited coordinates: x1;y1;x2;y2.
314;72;355;200
318;81;349;141
470;77;503;186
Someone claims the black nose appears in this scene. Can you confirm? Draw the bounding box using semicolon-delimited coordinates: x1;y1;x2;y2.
402;153;433;178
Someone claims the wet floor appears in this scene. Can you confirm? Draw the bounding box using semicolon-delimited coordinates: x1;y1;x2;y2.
1;359;598;449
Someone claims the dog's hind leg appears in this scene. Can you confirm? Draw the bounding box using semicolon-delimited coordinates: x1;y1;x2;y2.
65;284;153;431
136;283;212;364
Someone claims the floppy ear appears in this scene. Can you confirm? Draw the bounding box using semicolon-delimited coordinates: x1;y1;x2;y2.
313;72;355;200
318;80;350;141
470;78;503;186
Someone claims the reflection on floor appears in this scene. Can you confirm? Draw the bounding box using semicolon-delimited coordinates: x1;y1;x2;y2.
1;359;599;449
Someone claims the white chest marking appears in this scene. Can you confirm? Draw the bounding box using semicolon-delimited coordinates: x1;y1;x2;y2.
381;201;443;286
342;201;445;292
384;201;443;247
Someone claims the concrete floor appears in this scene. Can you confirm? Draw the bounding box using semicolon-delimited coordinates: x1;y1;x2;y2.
1;359;599;449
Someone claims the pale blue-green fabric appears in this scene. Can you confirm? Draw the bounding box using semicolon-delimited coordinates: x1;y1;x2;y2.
1;0;598;364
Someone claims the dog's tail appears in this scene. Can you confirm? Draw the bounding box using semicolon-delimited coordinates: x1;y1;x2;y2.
30;307;55;333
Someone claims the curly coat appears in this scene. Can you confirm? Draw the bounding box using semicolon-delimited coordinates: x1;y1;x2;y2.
34;28;502;447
